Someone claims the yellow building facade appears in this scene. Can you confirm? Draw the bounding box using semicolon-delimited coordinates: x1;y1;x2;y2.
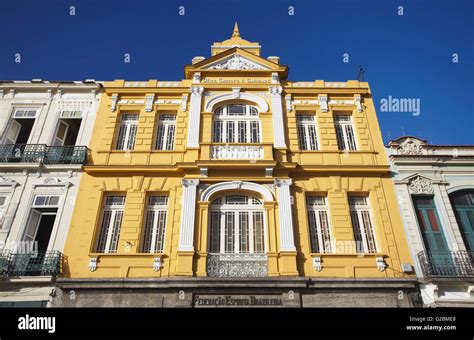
57;25;419;307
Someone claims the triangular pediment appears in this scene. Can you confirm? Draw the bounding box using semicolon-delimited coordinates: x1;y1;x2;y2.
204;54;270;71
184;48;287;79
401;173;434;182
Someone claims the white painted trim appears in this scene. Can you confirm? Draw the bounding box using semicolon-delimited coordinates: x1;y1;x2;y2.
186;86;204;148
205;92;269;113
275;178;296;251
200;181;274;202
269;86;286;148
178;179;199;251
446;185;474;194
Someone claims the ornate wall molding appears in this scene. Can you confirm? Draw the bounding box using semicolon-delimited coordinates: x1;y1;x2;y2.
200;181;274;202
318;95;328;112
408;176;434;195
0;176;18;188
145;94;154;112
206;55;267;70
397;138;425;156
110;94;118;112
205;91;269;112
268;86;283;97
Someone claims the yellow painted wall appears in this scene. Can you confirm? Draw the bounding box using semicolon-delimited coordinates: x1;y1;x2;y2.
62;41;414;280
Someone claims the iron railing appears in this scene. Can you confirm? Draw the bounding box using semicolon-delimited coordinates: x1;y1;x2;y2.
44;146;88;164
1;251;63;277
417;250;474;278
0;144;87;164
0;144;46;163
207;253;268;278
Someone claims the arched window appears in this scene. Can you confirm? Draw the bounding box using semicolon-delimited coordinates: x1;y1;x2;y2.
449;190;474;252
213;104;261;143
209;194;265;254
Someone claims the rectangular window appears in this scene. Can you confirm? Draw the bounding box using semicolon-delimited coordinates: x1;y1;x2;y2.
250;121;260;143
253;211;264;253
239;211;249;253
224;211;235;253
349;195;377;253
297;115;319;150
334;115;357;151
210;211;221;253
4;108;38;144
59;110;83;118
32;195;60;207
116;114;138;150
238;121;247;143
142;195;168;253
306;195;333;253
213;120;223;143
12;108;38;118
155;115;176;150
225;121;235;143
96;195;125;253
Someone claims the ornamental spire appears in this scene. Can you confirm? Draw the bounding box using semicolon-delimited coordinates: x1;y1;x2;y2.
232;22;240;37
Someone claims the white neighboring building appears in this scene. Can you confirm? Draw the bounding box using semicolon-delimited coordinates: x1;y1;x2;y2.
387;136;474;307
0;80;102;307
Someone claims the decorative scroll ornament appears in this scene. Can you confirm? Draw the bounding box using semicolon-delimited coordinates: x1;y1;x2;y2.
269;86;283;97
408;176;434;195
44;176;60;185
207;55;266;70
398;138;424;155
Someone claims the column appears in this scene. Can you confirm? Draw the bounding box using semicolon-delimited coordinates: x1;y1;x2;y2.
275;178;295;251
275;178;298;276
269;86;286;148
186;86;204;148
178;179;199;251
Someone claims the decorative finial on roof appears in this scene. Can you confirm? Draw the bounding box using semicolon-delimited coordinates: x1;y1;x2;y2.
232;22;240;37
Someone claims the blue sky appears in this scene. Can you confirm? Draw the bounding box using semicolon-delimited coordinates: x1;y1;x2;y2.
1;0;473;144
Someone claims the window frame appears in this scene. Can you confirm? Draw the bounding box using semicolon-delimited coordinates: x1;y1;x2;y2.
95;195;126;253
12;108;39;119
115;114;139;151
141;195;169;253
349;195;378;253
213;104;262;144
334;115;357;151
154;114;176;151
297;115;320;151
209;195;266;254
31;194;61;208
306;195;333;253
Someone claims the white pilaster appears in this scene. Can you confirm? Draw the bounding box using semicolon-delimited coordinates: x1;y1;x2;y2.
432;184;464;251
269;86;286;148
178;179;199;251
275;178;296;251
186;86;204;148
